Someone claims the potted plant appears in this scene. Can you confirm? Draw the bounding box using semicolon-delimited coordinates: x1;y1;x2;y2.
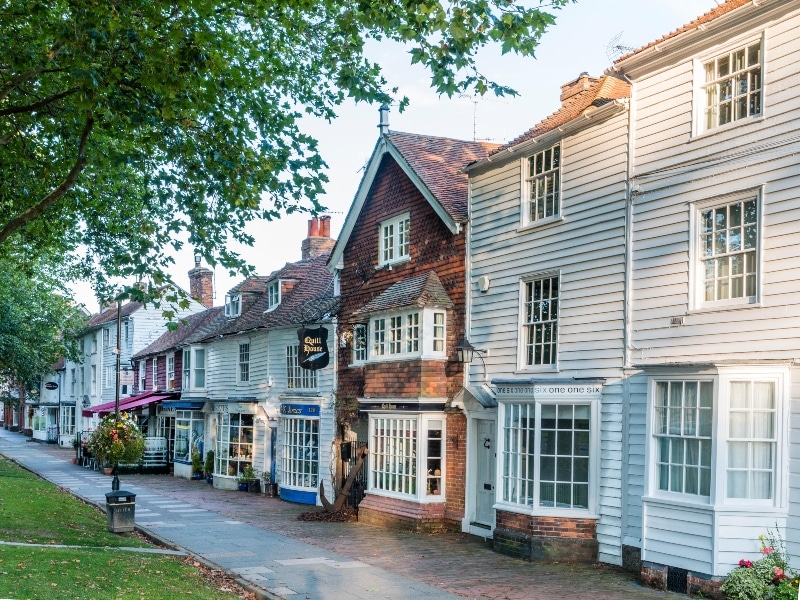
262;471;278;497
71;437;80;464
236;469;249;491
204;450;214;484
87;412;145;481
191;452;204;480
241;464;260;493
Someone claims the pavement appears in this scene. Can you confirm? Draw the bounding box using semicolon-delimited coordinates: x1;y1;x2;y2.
0;428;680;600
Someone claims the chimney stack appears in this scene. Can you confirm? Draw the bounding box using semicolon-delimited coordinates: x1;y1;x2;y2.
301;215;336;261
378;104;390;135
560;72;598;106
188;254;214;308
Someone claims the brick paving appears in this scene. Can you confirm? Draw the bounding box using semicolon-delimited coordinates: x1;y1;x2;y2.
35;442;677;600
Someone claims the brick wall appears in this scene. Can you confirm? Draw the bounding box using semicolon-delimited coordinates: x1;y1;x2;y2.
358;494;451;533
494;510;598;563
444;411;466;523
362;359;448;397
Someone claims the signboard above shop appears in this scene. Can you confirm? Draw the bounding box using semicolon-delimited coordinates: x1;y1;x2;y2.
298;326;329;370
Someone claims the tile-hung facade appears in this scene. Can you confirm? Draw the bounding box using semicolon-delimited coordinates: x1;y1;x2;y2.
612;0;800;592
329;109;497;530
462;74;631;561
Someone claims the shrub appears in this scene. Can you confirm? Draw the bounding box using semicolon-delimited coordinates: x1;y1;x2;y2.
722;529;799;600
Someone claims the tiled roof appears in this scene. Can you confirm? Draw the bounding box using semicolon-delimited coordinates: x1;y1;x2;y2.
488;74;630;156
229;275;271;294
615;0;751;63
85;301;143;329
51;358;65;371
133;307;226;359
386;132;498;223
208;253;335;338
352;271;453;317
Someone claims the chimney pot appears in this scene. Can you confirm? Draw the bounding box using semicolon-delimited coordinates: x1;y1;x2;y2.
308;217;320;237
320;215;331;238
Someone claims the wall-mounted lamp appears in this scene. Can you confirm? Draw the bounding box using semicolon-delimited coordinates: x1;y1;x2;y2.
456;337;487;382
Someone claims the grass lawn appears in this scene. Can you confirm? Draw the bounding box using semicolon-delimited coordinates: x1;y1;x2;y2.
0;456;251;599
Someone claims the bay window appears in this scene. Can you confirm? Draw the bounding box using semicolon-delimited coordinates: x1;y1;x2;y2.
174;410;204;463
500;401;593;511
368;413;445;501
366;308;447;362
182;347;206;390
216;412;253;478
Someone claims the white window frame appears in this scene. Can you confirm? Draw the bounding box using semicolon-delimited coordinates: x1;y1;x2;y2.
224;293;242;318
138;360;146;392
215;412;254;478
367;308;447;363
689;188;763;311
71;369;76;396
103;328;110;348
522;142;561;226
60;405;76;436
645;367;788;510
92;334;98;354
379;212;410;266
152;358;158;391
238;341;250;383
281;416;320;490
90;365;97;395
367;412;445;503
267;281;280;311
497;397;598;517
519;273;560;371
694;34;764;137
286;345;317;389
173;410;204;463
352;324;368;364
166;354;175;390
182;347;206;391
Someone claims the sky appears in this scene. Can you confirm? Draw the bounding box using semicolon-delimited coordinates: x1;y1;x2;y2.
70;0;717;312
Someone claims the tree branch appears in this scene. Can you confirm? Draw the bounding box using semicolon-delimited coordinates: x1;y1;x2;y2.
0;87;78;117
0;113;94;245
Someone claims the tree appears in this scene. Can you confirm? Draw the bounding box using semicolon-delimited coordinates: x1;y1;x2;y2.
0;256;85;393
1;0;571;291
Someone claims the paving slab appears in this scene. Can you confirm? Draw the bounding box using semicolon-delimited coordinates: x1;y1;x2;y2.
0;428;682;599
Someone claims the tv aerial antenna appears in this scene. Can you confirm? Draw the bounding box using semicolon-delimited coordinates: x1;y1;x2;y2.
605;31;636;63
458;93;507;142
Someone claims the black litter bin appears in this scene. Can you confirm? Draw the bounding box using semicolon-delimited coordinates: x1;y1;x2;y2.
105;490;136;533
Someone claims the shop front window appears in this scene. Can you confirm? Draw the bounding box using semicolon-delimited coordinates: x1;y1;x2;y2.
281;417;319;489
216;413;254;477
368;414;445;500
174;410;205;463
60;406;76;436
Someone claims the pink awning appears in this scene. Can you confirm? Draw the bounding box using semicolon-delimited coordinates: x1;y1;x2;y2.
81;391;174;417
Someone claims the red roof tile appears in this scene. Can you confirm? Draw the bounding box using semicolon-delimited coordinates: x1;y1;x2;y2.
387;132;498;223
488;74;630;156
352;271;453;317
614;0;752;63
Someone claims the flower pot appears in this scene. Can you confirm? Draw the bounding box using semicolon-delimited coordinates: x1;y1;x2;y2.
237;482;248;491
206;475;213;484
103;467;113;476
191;472;204;480
247;479;260;493
266;482;278;497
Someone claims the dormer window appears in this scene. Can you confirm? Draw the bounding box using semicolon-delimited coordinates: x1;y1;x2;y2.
379;213;410;265
267;281;280;311
225;293;241;318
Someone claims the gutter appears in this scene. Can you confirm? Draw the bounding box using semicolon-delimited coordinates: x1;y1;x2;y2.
463;99;628;173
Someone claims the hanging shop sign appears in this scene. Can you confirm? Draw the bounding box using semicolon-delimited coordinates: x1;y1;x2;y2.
44;382;58;390
297;326;329;371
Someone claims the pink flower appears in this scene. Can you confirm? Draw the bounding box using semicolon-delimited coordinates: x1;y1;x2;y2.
762;546;774;554
739;559;753;568
774;567;787;581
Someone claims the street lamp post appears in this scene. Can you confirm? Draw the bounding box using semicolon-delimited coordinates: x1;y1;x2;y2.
112;294;122;491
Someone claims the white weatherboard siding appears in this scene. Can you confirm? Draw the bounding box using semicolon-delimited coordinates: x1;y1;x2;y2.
623;3;800;577
469;109;629;564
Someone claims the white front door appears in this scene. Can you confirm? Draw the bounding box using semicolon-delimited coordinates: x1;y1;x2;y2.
473;418;496;531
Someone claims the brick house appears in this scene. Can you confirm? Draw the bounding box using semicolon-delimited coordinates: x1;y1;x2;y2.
328;107;497;530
